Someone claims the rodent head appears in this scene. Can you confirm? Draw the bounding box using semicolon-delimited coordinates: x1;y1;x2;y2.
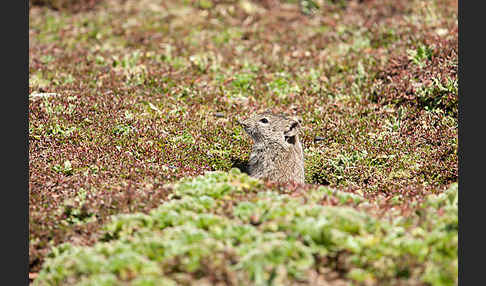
237;112;303;146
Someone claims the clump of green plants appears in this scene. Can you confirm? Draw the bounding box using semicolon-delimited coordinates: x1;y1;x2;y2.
267;72;301;99
408;44;434;68
35;170;457;286
416;76;458;115
52;160;74;176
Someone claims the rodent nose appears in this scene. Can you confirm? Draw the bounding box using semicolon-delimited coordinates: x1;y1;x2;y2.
237;119;248;127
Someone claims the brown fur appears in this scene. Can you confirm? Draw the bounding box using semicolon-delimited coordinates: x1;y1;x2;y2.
238;111;304;184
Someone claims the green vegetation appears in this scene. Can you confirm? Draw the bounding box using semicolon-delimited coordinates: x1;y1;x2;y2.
35;170;457;285
29;0;458;284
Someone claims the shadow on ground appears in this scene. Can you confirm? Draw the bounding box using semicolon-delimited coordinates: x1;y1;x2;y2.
231;157;249;174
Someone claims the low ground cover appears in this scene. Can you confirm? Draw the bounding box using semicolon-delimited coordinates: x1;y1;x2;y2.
29;0;458;284
35;170;458;285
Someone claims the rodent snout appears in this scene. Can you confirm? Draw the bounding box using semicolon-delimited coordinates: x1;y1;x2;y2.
237;119;248;128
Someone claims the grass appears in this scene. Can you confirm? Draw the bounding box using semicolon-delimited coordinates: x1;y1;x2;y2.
29;0;458;284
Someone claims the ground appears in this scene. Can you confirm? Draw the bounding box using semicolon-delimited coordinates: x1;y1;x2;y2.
29;0;458;285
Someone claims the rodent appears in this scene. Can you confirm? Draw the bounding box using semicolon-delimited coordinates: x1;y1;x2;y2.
237;111;305;184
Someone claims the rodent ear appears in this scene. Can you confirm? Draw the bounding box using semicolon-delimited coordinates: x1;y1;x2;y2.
291;116;303;125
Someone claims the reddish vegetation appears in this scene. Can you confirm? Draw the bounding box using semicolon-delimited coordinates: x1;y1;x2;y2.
29;175;171;272
29;0;458;277
29;0;103;12
373;26;458;116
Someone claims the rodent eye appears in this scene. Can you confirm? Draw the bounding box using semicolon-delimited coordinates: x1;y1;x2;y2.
260;118;269;124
